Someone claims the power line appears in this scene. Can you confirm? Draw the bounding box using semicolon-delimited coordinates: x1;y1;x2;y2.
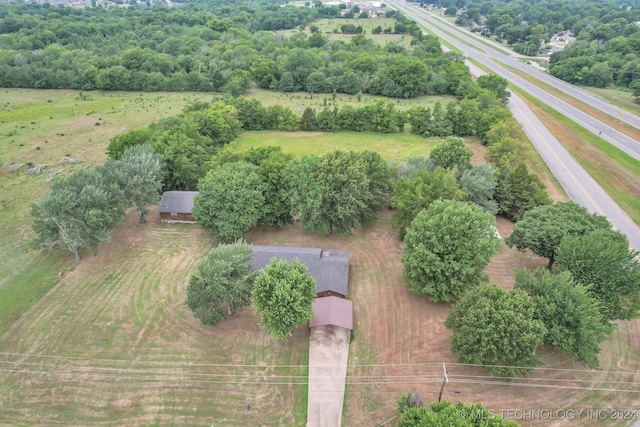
2;367;640;394
2;352;639;375
1;360;637;387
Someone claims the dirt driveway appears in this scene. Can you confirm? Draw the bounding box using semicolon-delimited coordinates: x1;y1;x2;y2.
307;325;351;427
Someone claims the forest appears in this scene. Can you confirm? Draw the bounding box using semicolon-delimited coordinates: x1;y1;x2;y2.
0;0;472;98
429;0;640;92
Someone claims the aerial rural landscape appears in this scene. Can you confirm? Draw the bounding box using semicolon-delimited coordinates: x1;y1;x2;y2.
0;0;639;425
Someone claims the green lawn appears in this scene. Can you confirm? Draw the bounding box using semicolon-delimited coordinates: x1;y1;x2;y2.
583;86;640;117
235;130;442;160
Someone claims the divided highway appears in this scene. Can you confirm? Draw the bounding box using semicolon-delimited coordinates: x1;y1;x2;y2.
387;0;640;250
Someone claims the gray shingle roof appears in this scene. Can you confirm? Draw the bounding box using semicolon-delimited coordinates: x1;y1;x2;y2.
248;246;349;297
157;191;199;214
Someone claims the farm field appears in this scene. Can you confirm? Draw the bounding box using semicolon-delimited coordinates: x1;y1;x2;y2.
1;88;636;425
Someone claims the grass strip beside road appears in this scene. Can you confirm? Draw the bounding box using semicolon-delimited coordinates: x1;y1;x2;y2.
511;85;640;225
495;60;640;142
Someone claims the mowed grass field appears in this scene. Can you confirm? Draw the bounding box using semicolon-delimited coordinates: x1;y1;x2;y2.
0;88;638;425
0;210;309;425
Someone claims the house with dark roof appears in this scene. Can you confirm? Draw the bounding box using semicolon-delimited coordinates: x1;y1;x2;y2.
248;246;350;298
157;191;198;223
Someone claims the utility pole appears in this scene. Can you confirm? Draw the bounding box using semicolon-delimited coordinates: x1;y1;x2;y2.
437;363;448;402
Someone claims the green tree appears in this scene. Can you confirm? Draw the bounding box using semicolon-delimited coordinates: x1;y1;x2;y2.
477;74;510;104
250;58;280;89
515;268;612;367
285;151;382;235
556;229;640;322
506;202;611;269
186;240;256;326
242;146;294;228
429;136;472;171
358;150;393;221
494;162;551;221
153;131;210;191
402;200;499;302
391;167;467;237
458;164;499;215
106;128;155;160
192;162;267;241
385;58;429;98
399;400;519;427
300;107;318;131
99;144;164;223
252;259;317;339
485;137;529;169
30;169;125;261
445;285;547;378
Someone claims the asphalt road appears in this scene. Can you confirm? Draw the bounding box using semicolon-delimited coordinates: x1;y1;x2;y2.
387;0;640;251
389;1;640;160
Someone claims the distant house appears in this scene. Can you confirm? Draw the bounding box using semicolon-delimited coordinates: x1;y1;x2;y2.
157;191;198;223
248;246;350;298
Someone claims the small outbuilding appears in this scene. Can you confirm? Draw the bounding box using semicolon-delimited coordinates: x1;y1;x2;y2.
310;296;353;330
157;191;198;223
248;246;350;298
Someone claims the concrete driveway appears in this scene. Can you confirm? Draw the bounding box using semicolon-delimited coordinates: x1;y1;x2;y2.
307;325;351;427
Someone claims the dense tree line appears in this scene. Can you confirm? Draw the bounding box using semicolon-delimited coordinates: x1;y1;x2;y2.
444;0;640;91
193;147;392;241
0;1;459;98
105;84;527;194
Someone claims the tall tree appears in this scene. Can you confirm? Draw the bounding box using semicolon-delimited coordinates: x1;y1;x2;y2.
285;151;385;235
192;161;267;242
313;150;369;234
457;164;499;215
30;169;125;261
252;259;317;339
99;144;164;223
402;200;499;302
494;162;551;221
556;229;640;323
445;285;547;378
186;240;256;326
391;167;467;238
429;136;473;171
506;202;611;269
515;268;612;368
477;74;511;104
242;146;295;228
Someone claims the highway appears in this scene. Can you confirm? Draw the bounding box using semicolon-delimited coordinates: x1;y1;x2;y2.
386;0;640;250
388;0;640;160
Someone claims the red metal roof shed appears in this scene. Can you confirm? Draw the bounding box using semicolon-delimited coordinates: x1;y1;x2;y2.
310;296;353;330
